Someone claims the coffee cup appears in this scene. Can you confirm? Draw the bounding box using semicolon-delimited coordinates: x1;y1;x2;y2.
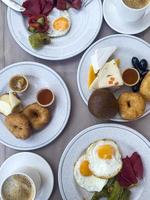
115;0;150;22
0;167;41;200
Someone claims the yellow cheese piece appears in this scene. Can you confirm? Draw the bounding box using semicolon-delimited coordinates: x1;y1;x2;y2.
88;64;96;88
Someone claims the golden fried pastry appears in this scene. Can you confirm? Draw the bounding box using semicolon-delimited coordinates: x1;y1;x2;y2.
5;113;32;139
118;92;145;120
140;72;150;101
22;103;50;130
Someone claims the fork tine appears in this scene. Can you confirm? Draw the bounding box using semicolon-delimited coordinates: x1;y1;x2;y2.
82;0;93;7
82;0;89;6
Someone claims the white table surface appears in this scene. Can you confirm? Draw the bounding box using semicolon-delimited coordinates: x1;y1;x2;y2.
0;1;150;199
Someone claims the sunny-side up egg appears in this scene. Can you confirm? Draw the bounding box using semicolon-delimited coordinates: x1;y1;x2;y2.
48;8;71;37
86;140;122;179
74;154;108;192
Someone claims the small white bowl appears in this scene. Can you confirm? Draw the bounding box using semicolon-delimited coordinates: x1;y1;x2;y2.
37;89;55;107
9;75;29;93
122;68;140;87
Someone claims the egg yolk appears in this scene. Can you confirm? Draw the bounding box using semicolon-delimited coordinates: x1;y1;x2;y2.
53;17;69;31
80;160;92;176
97;145;115;159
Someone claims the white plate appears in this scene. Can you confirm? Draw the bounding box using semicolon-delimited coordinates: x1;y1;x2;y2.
0;61;71;150
77;34;150;122
0;152;54;200
58;123;150;200
103;0;150;34
7;0;103;60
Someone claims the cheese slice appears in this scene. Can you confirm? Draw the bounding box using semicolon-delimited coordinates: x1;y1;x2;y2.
89;77;99;90
97;59;123;89
0;100;12;116
91;46;117;74
9;92;21;109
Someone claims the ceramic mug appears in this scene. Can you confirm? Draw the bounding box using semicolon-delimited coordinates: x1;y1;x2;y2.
0;167;41;200
116;0;150;22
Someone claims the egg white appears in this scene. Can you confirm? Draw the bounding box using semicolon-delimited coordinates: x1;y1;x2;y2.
86;139;122;179
74;154;108;192
48;8;71;37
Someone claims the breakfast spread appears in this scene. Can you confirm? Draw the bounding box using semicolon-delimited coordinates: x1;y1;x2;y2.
22;0;81;49
74;139;144;200
88;47;150;120
0;74;55;140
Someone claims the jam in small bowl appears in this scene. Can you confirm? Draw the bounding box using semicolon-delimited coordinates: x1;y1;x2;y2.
122;68;140;87
37;89;55;107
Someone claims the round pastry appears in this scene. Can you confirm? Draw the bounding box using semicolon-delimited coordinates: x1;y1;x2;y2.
5;113;32;139
88;89;118;120
140;72;150;101
22;103;50;130
118;92;145;120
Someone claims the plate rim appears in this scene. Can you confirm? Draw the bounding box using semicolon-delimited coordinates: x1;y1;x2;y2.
77;34;150;122
0;61;71;150
0;152;54;200
7;0;103;60
103;0;150;35
58;123;150;200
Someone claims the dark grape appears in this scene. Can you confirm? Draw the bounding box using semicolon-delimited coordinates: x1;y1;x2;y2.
139;59;148;71
132;57;140;69
132;82;140;92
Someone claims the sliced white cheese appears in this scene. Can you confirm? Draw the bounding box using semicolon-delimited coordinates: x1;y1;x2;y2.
91;46;117;74
89;77;99;90
0;100;12;116
9;92;21;109
0;94;10;104
97;59;124;89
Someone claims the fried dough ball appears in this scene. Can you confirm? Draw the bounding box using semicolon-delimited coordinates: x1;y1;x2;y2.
140;72;150;101
118;92;145;120
5;113;32;139
22;103;50;130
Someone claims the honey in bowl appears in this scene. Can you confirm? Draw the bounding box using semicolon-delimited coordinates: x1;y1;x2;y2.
37;89;55;107
122;68;140;86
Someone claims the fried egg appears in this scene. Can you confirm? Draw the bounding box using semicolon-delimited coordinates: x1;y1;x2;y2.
48;8;71;37
74;154;108;192
86;140;122;178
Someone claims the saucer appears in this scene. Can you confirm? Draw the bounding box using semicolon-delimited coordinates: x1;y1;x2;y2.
103;0;150;34
0;152;54;200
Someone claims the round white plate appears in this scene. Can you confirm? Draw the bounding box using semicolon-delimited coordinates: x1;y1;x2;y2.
58;123;150;200
0;152;54;200
7;0;103;60
77;34;150;122
103;0;150;34
0;62;71;150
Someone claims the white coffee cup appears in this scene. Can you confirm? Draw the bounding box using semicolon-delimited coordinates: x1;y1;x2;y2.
0;167;41;200
116;0;150;22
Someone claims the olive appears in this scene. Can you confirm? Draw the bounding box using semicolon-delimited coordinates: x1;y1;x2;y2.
140;70;149;79
132;83;140;92
139;59;148;71
132;57;140;69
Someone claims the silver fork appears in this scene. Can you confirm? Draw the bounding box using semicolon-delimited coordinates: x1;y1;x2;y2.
82;0;93;7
